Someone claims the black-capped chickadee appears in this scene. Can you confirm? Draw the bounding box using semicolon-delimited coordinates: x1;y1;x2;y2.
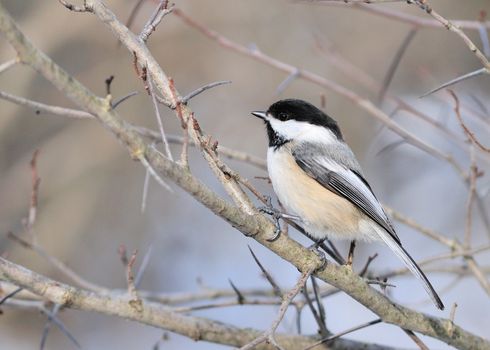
252;99;444;310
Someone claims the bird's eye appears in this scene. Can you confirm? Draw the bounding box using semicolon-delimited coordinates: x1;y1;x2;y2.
277;112;288;121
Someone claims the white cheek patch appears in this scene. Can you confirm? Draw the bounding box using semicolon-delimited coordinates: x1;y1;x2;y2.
266;116;337;145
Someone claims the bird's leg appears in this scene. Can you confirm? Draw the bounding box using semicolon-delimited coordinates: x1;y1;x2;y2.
258;196;301;242
346;240;356;267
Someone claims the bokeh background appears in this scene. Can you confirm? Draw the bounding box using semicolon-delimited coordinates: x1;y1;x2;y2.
1;0;489;349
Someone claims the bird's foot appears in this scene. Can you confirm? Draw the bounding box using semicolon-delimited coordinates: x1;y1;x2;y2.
307;242;328;273
259;196;301;242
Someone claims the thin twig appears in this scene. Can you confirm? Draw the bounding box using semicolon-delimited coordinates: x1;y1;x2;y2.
40;304;61;350
402;329;430;350
26;149;41;235
135;245;153;288
133;128;267;169
138;153;172;192
40;304;81;349
125;0;146;31
126;249;139;301
276;69;300;95
310;277;327;335
0;90;93;118
58;0;92;12
0;58;17;74
303;318;382;350
139;0;173;43
0;286;23;306
302;282;329;337
248;246;282;298
449;90;490;153
228;279;245;305
148;76;173;160
359;253;378;277
448;302;458;336
239;268;315;350
140;168;151;213
112;91;139;109
478;11;490;58
411;0;490;70
180;80;231;104
306;2;490;30
173;8;468;180
421;68;488;98
378;27;417;103
7;232;106;293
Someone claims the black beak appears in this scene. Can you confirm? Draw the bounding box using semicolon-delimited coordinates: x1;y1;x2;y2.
251;111;267;119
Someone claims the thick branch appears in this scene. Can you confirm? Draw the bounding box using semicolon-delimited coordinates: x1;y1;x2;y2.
0;257;394;350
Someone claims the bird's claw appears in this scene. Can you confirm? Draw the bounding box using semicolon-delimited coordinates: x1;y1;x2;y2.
258;196;284;241
308;243;328;273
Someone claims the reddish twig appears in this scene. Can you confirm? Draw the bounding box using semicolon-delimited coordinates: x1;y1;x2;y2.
26;149;41;232
448;90;490;153
306;1;490;30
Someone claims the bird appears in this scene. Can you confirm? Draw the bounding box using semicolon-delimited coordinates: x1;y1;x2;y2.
251;98;444;310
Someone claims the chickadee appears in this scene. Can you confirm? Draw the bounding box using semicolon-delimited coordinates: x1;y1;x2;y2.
252;99;444;310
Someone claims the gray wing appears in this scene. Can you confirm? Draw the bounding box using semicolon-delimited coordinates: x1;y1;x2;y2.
292;143;399;243
293;143;445;310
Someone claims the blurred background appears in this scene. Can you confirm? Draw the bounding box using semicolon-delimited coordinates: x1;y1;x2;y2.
0;0;489;349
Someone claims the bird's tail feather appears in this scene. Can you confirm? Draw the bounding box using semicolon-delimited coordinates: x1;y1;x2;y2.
378;232;444;310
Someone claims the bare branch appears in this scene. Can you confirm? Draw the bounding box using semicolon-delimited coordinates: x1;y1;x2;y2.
180;80;231;104
26;149;41;234
140;168;151;213
228;279;245;305
138;153;172;192
173;8;468;181
411;0;490;70
58;0;92;12
112;91;139;109
139;0;173;43
135;246;153;288
478;12;490;57
239;267;315;350
1;257;392;350
7;232;106;293
0;286;23;306
359;253;378;277
148;76;174;160
402;329;429;350
379;27;417;103
420;68;489;98
304;318;382;350
448;90;490;153
0;90;93;119
249;246;282;298
306;1;490;30
0;58;17;74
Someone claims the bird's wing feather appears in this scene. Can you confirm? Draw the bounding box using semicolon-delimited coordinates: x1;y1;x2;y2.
293;148;399;243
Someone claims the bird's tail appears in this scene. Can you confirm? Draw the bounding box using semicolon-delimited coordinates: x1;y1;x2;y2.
378;233;444;310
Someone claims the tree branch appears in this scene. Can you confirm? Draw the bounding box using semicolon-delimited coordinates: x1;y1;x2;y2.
0;2;487;349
